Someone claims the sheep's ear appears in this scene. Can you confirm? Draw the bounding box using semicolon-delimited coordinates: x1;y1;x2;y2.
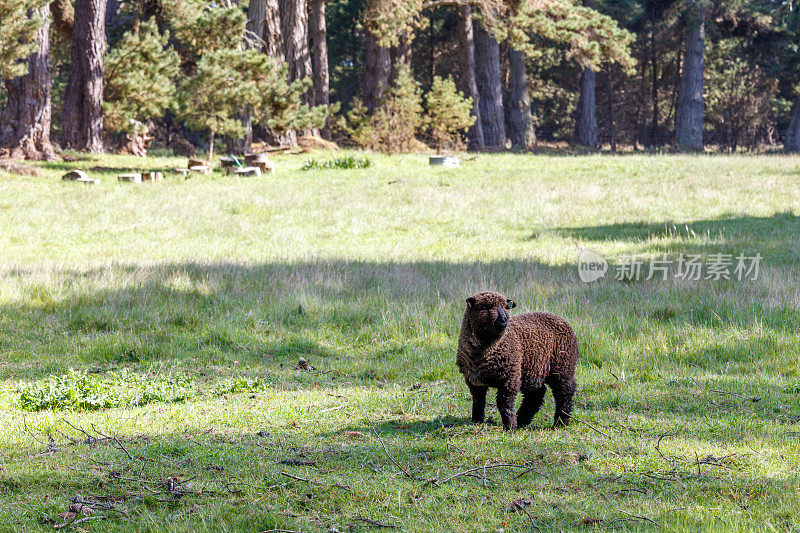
466;297;476;308
506;300;516;309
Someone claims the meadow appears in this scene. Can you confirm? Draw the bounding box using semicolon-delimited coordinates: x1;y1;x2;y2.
1;151;799;532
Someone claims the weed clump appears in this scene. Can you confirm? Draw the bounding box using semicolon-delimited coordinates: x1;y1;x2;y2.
18;370;273;412
19;370;195;411
301;155;373;170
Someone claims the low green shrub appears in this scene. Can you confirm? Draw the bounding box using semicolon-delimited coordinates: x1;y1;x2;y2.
18;370;274;412
19;369;196;411
301;155;373;170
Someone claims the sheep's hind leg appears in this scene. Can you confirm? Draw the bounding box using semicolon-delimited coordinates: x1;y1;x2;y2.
549;376;576;428
516;387;546;428
496;387;519;430
468;384;488;424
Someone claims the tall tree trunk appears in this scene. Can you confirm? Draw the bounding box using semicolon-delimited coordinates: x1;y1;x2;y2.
310;0;329;107
310;0;329;138
247;0;267;51
363;30;391;112
63;0;106;153
457;6;483;150
574;67;598;148
258;0;294;147
473;19;505;149
649;21;659;146
603;70;617;152
573;0;597;149
0;7;55;160
280;0;315;138
504;46;535;149
241;0;271;152
785;99;800;153
279;0;312;103
262;0;284;60
675;0;705;151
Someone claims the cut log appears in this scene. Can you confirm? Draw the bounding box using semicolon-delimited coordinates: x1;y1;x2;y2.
143;171;163;181
244;153;275;173
429;156;459;168
219;156;241;169
233;166;262;177
188;165;212;175
117;173;142;183
62;169;91;181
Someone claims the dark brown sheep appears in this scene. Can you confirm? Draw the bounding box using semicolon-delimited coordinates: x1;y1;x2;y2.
456;291;577;430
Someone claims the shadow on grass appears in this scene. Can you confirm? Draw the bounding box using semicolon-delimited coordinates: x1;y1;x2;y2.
551;212;800;255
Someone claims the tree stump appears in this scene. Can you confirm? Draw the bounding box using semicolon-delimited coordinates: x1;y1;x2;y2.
62;170;96;184
233;166;262;177
118;173;142;183
245;153;275;173
188;165;212;175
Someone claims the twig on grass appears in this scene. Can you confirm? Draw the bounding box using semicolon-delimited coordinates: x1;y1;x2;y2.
435;464;538;485
616;510;661;528
54;514;109;528
280;471;350;491
354;516;398;528
370;422;426;482
511;500;541;532
576;418;611;438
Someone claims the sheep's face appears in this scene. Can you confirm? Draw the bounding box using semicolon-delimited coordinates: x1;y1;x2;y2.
465;291;516;340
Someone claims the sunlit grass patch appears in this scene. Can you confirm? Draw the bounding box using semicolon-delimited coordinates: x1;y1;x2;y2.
1;152;800;531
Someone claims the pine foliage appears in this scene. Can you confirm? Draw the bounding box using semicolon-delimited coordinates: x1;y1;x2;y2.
103;20;181;134
0;0;45;80
425;76;476;153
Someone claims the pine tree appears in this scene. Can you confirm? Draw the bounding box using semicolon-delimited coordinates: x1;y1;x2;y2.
177;48;327;161
0;0;44;80
103;20;180;154
425;75;476;153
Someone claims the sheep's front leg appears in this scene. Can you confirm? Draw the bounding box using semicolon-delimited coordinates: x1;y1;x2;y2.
496;387;518;430
468;384;488;424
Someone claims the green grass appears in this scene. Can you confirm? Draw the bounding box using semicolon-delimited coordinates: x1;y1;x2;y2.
1;151;800;532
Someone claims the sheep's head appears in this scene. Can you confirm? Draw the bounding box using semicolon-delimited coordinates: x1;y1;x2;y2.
465;291;516;340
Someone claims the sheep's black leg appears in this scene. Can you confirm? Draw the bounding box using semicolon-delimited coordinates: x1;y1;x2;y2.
516;387;546;428
468;384;488;424
549;376;576;428
496;387;518;430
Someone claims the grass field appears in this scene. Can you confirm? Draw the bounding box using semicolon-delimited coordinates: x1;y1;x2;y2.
1;152;799;532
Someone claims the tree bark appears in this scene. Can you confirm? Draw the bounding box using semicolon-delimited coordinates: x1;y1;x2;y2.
0;7;56;160
504;47;535;149
279;0;312;102
649;21;659;146
247;0;267;51
473;19;505;149
785;99;800;153
675;0;705;151
363;30;391;112
457;6;483;150
262;0;285;60
310;0;329;107
574;67;598;148
63;0;106;153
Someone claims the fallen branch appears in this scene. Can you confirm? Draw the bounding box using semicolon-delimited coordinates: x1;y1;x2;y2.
616;510;661;528
354;516;397;528
435;464;535;485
